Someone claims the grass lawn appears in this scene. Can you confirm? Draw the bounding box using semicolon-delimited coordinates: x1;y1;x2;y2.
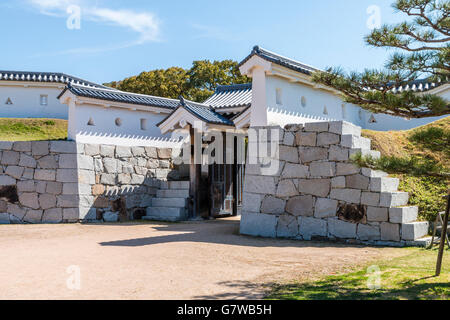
0;118;68;141
267;248;450;300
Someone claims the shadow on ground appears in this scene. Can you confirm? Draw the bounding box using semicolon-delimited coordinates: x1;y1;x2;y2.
98;219;371;250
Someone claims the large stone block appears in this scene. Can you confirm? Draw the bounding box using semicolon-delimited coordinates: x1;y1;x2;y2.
317;133;340;146
298;179;331;197
5;166;24;179
116;146;132;158
305;122;329;133
77;155;94;170
7;204;27;220
309;162;336;178
370;177;399;193
50;141;77;153
37;155;58;169
281;163;309;178
42;208;63;223
244;175;277;195
57;195;79;208
19;193;40;209
361;192;380;206
341;135;371;149
331;176;346;189
276;180;299;198
103;211;119;223
0;213;10;224
39;194;57;210
286;195;315;217
63;208;79;221
283;132;295;146
295;132;316;147
100;145;115;157
118;173;132;184
103;158;118;173
242;192;264;213
56;169;77;183
0;141;13;150
361;168;388;178
329;121;361;136
328;145;349;161
78;170;95;184
240;212;277;238
46;181;63;195
22;168;34;180
279;145;299;163
401;222;429;241
58;154;78;169
284;123;304;132
31;141;49;156
328;218;357;239
346;174;370;190
13;141;31;152
390;206;419;224
0;175;16;186
314;198;338;218
23;209;43;223
157;148;172;159
336;163;360;176
379;192;409;208
357;224;381;241
84;144;100;156
299;217;327;240
145;147;158;158
19;153;37;168
17;180;35;193
276;215;299;238
298;147;328;163
330;189;361;204
261;196;286;215
367;206;389;222
1;151;20;165
380;222;400;241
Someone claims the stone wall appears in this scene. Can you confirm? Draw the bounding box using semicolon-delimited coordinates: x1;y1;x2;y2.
0;140;183;224
240;121;430;246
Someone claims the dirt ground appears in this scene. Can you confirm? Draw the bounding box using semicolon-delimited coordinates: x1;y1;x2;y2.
0;217;407;300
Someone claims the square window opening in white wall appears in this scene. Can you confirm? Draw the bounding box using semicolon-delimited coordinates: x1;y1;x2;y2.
40;95;48;106
140;118;148;130
275;88;283;105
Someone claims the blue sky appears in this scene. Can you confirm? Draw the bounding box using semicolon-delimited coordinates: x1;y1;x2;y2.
0;0;404;84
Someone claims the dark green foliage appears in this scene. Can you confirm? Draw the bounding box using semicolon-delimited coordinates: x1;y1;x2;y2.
104;60;249;102
410;126;450;155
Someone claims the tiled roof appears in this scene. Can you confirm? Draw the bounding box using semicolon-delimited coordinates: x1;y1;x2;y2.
389;79;447;93
59;84;180;110
204;83;252;109
0;70;109;89
179;97;235;126
239;46;320;76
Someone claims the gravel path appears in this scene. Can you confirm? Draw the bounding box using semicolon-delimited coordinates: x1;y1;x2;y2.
0;218;405;300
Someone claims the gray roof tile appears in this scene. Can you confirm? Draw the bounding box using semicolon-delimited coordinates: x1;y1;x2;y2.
0;70;109;89
204;83;252;109
180;97;235;126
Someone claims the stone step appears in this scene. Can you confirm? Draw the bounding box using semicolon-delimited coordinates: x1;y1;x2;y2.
379;192;409;208
341;135;371;150
144;207;187;222
402;222;429;241
390;206;419;224
156;189;190;199
152;198;187;208
370;177;400;193
361;168;389;178
349;149;381;160
160;181;190;190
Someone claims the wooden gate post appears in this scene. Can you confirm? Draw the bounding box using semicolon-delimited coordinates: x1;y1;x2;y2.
436;193;450;277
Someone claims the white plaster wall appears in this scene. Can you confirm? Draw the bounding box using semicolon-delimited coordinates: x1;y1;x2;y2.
0;83;67;119
72;103;180;147
265;76;363;127
264;75;449;131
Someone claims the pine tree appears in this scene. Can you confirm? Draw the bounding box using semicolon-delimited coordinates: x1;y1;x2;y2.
312;0;449;118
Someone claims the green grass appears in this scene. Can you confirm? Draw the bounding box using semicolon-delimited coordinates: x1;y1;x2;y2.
361;117;450;221
0;118;68;141
267;248;450;300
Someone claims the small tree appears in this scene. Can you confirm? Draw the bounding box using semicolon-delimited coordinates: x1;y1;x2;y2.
313;0;449;118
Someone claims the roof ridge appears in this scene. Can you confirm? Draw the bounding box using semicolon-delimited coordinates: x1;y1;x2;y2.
252;46;320;72
216;83;252;92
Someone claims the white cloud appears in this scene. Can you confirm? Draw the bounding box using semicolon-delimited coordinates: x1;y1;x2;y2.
27;0;160;54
